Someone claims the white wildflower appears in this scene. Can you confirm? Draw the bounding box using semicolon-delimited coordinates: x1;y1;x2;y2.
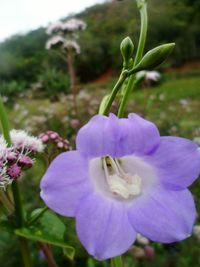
45;36;65;50
10;129;44;153
63;40;81;54
136;70;161;82
135;70;147;80
46;21;63;35
193;225;200;240
62;18;86;32
179;99;189;106
136;234;150;245
145;71;161;82
0;171;12;190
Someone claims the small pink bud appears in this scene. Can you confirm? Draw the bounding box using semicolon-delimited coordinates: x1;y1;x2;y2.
7;164;21;179
18;155;33;168
130;246;145;258
57;142;64;148
41;135;49;143
144;245;155;260
50;132;59;140
7;151;17;161
70;119;80;129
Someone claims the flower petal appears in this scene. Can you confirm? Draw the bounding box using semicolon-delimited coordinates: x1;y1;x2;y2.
128;186;196;243
40;151;92;217
147;136;200;189
76;193;136;260
76;113;160;158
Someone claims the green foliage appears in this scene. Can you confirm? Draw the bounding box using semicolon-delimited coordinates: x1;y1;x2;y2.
0;0;200;84
15;209;75;260
0;80;27;98
38;68;70;99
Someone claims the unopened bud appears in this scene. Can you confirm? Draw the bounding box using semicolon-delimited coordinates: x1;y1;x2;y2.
7;164;21;180
134;43;175;72
144;245;155;260
120;37;134;67
18;155;33;168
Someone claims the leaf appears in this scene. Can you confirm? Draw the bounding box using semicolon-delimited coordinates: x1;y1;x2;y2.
15;209;75;260
63;247;75;261
0;216;15;234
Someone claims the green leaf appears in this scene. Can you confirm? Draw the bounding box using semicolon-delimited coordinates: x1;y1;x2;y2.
15;209;75;260
0;217;15;234
63;247;75;261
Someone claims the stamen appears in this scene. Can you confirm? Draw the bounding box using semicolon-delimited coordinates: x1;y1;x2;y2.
103;157;142;199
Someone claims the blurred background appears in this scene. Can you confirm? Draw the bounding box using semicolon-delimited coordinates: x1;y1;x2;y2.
0;0;200;266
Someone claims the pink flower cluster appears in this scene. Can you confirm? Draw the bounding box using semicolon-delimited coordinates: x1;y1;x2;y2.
0;130;44;189
39;131;70;150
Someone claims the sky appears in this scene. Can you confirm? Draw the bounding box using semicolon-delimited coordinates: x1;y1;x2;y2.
0;0;106;41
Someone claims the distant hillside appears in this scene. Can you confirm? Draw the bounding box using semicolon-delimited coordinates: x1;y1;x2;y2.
0;0;199;83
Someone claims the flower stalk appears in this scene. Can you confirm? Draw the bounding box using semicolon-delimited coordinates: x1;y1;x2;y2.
111;256;123;267
118;0;148;117
67;49;80;120
100;70;128;115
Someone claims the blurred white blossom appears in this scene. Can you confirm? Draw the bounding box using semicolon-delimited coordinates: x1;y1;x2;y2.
136;70;161;82
63;40;81;54
193;225;200;240
46;35;65;49
46;21;63;35
62;18;86;32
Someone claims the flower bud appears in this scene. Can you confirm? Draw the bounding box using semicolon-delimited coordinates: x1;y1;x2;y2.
7;164;21;180
18;155;33;168
144;245;155;260
120;37;134;67
134;43;175;72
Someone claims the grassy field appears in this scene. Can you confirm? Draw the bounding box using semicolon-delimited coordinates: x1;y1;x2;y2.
1;75;200;267
8;75;200;138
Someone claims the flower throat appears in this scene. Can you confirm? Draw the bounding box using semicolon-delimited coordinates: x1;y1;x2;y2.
102;156;142;199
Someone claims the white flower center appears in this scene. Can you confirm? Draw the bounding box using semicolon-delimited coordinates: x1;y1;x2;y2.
89;155;157;202
102;157;142;199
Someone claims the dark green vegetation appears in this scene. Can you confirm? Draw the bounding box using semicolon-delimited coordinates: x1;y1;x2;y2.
0;0;200;91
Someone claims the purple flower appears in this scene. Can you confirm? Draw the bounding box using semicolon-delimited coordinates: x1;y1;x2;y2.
40;113;200;260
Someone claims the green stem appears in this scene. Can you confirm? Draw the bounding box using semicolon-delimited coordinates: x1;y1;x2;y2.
101;71;128;115
117;77;136;118
117;1;148;118
0;96;32;267
0;190;14;214
134;1;148;66
0;97;11;145
19;238;32;267
111;256;123;267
